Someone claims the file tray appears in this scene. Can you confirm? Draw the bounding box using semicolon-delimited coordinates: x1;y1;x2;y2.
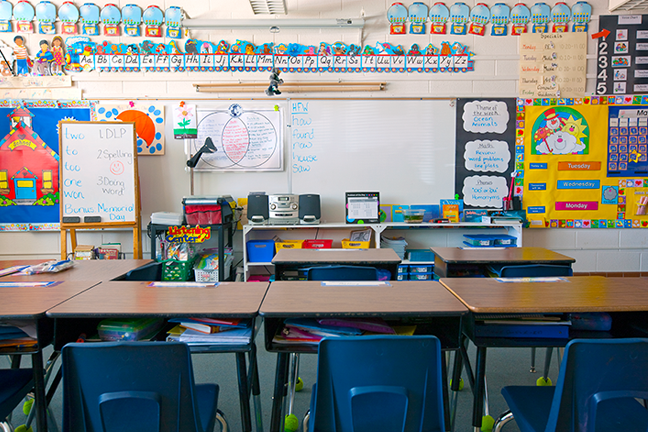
98;318;164;341
183;196;234;225
487;263;573;278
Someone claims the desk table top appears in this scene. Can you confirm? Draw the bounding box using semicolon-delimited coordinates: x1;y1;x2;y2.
441;276;648;313
0;280;100;319
431;247;575;264
4;259;152;282
272;248;401;264
259;280;467;318
46;281;270;318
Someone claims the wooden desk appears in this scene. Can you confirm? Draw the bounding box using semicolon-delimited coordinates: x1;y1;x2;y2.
1;279;100;432
271;248;401;280
47;281;269;432
5;259;152;282
441;276;648;431
259;280;468;432
431;246;575;278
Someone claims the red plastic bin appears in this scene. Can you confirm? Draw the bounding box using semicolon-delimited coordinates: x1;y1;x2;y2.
302;239;333;249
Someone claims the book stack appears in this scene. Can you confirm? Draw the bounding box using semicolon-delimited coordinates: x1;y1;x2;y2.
273;317;400;345
166;318;252;345
0;322;37;350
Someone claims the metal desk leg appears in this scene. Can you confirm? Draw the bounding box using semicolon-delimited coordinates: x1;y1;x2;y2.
450;349;464;432
31;351;47;432
441;354;451;431
270;353;290;432
248;344;264;432
236;352;253;432
472;346;487;432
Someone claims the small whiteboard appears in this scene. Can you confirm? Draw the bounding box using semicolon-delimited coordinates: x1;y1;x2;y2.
59;121;139;224
189;104;283;171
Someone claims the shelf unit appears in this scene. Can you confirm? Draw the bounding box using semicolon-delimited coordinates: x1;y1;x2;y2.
242;222;523;281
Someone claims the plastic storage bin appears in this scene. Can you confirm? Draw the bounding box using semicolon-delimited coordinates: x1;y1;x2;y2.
409;265;433;274
398;264;409;274
494;235;517;246
408;273;433;281
275;239;304;252
247;240;275;262
397;273;408;281
162;258;195;281
302;239;333;249
98;318;164;341
341;239;370;249
463;234;497;247
407;249;435;262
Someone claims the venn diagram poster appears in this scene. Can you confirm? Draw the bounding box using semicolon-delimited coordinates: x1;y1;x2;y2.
455;98;516;209
190;104;283;171
523;104;614;226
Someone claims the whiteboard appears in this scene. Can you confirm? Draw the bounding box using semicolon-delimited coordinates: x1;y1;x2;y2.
288;99;456;222
189;105;283;171
59;121;138;224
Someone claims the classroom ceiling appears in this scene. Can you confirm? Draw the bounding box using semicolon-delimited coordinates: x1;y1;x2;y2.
249;0;287;14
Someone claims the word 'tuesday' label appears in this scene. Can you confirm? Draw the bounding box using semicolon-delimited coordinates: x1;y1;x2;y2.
557;161;601;171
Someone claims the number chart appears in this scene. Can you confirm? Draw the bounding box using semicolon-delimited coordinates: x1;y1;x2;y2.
596;14;648;96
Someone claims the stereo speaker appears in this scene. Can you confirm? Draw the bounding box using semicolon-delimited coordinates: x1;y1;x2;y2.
299;194;321;224
247;193;269;224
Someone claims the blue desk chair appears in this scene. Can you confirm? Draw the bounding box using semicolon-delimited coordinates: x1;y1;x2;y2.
123;262;162;281
305;335;446;432
494;338;648;432
306;265;379;281
0;368;34;429
62;341;228;432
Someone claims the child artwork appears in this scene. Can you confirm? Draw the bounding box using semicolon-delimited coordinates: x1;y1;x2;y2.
490;3;510;36
79;3;99;36
531;107;589;155
450;2;470;35
58;1;79;35
33;39;53;76
551;2;571;33
510;3;530;35
95;103;165;155
122;4;142;37
100;4;121;36
165;6;182;39
35;0;56;34
13;35;30;75
173;102;196;139
143;6;163;38
14;0;34;33
530;2;551;33
0;0;11;32
429;2;449;34
387;2;408;35
50;36;65;75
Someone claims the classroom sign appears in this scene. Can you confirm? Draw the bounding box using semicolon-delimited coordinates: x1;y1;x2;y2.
455;98;516;209
63;37;475;73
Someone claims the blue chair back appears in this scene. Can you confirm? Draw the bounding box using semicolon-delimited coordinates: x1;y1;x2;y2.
309;335;445;432
0;368;34;420
123;262;162;281
546;338;648;431
306;265;379;281
62;341;216;432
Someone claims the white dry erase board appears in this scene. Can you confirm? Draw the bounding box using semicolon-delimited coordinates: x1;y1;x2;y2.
188;104;283;171
59;121;139;224
288;99;456;222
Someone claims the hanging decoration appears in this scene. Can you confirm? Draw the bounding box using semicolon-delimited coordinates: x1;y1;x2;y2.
571;1;591;32
143;5;163;37
165;6;182;39
449;2;469;35
408;2;428;34
79;3;99;36
429;2;449;34
388;2;408;35
551;2;571;33
0;1;10;32
63;38;475;74
58;2;78;35
95;102;165;155
14;1;34;33
490;3;510;36
469;3;489;36
122;4;142;37
531;2;550;33
35;0;55;34
511;3;530;35
100;4;121;36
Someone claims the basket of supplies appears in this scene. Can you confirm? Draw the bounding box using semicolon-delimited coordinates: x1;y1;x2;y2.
275;239;304;252
161;258;195;281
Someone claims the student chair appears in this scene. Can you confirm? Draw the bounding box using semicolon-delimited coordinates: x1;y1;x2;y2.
62;341;228;432
306;265;379;281
493;338;648;432
0;367;34;430
122;261;162;281
305;335;446;432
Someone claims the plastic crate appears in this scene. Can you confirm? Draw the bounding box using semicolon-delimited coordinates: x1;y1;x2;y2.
409;265;433;274
407;249;435;262
302;239;333;249
494;235;517;246
275;239;304;252
408;272;433;281
247;240;275;262
463;234;497;247
342;239;370;249
398;264;409;274
397;273;408;281
194;264;231;282
161;259;195;281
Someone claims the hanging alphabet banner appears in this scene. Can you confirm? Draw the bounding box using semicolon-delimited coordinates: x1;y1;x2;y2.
455;98;517;209
62;37;475;74
95;103;164;155
0;100;92;231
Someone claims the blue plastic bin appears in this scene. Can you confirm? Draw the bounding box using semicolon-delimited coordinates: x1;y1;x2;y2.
246;240;275;262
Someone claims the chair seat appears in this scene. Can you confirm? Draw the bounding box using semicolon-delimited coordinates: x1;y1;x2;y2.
0;369;34;420
196;383;219;432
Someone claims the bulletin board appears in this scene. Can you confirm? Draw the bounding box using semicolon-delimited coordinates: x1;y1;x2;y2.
519;96;648;228
455;98;516;209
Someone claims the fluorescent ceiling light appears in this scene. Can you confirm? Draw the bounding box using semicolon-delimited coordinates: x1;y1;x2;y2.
183;18;365;30
249;0;286;15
